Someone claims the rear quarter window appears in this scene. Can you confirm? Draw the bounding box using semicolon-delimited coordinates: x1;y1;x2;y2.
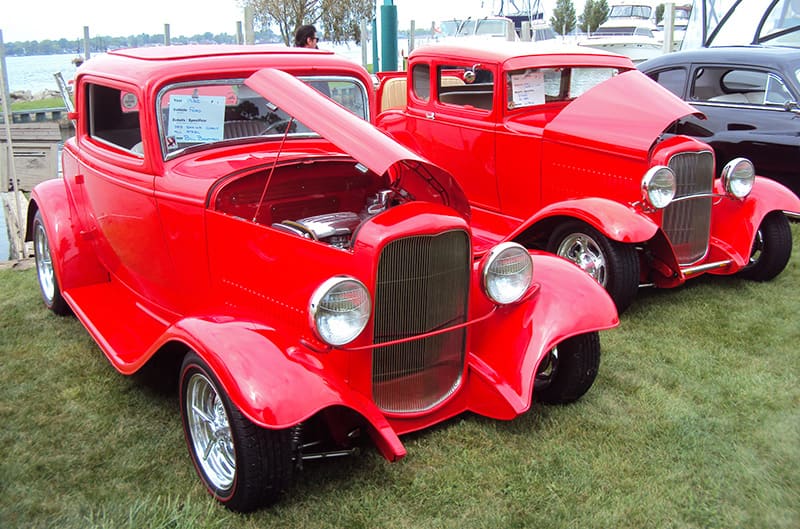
85;83;143;155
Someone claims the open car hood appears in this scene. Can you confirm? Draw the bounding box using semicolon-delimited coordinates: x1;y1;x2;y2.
545;70;702;158
245;68;470;218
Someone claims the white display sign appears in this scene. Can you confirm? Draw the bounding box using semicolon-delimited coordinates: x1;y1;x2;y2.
510;70;545;108
167;94;225;143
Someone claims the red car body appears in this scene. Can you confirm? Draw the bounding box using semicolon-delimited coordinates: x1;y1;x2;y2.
26;45;617;511
376;42;800;312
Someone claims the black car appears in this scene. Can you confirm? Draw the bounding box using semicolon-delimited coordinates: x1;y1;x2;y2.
639;46;800;197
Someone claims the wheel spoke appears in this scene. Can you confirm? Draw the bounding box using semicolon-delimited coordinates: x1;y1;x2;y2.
191;404;215;426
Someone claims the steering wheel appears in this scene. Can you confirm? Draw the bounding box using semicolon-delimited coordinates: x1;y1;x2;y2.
261;119;294;135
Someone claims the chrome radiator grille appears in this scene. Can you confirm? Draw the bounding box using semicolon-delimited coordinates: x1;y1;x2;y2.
662;151;714;265
372;230;470;413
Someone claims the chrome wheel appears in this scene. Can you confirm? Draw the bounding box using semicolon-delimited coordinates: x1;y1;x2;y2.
534;346;559;391
556;233;607;286
34;220;56;304
185;373;236;491
747;229;765;266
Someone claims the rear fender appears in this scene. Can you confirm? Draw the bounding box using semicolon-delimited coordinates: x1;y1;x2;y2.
162;318;406;461
509;197;659;244
467;252;618;418
27;179;107;291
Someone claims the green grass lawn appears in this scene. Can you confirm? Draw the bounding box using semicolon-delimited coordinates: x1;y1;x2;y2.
9;97;66;111
1;224;798;529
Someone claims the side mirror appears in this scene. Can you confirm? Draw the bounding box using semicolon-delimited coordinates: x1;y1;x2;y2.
784;100;800;114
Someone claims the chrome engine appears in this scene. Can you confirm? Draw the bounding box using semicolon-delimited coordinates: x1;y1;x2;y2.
273;190;398;249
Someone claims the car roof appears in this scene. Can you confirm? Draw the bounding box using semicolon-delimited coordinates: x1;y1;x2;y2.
75;44;368;89
639;45;800;72
410;41;633;67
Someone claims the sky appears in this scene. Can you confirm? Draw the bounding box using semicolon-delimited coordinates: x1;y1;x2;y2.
0;0;574;43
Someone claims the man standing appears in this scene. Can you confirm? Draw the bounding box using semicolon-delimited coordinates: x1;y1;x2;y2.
294;25;319;48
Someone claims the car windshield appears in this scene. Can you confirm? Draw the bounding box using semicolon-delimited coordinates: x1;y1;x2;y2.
507;67;621;109
157;76;369;159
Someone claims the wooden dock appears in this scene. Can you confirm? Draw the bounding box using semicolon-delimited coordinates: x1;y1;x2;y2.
0;121;72;191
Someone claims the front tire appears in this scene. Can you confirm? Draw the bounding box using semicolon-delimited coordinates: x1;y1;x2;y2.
33;210;70;315
534;332;601;404
179;353;293;512
547;221;639;314
737;212;792;282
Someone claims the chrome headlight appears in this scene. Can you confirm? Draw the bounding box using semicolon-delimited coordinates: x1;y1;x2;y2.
482;242;533;304
721;157;754;199
309;277;371;346
641;166;676;209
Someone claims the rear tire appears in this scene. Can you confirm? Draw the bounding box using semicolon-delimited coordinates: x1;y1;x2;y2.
534;332;601;404
737;212;792;282
33;210;70;315
180;353;293;512
547;221;639;314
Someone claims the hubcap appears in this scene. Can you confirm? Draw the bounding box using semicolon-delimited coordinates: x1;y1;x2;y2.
556;233;607;286
34;222;56;303
186;373;235;490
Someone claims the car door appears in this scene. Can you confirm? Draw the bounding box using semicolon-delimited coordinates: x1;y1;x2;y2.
406;60;501;211
77;79;175;305
686;64;799;187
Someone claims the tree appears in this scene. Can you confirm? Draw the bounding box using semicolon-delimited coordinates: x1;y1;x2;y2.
655;4;665;25
244;0;374;46
579;0;610;34
550;0;577;36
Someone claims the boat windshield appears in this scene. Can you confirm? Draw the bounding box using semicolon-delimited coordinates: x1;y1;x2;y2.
156;76;369;160
608;5;653;19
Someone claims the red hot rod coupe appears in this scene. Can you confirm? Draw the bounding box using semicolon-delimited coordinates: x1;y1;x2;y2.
27;46;618;511
375;42;800;313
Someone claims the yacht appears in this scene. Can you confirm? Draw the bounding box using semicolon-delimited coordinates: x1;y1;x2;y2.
578;1;663;63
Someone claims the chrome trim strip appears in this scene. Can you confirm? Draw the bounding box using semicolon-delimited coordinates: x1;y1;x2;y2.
681;260;733;276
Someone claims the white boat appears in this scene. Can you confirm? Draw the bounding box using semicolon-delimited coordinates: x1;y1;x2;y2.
578;1;664;63
654;4;692;51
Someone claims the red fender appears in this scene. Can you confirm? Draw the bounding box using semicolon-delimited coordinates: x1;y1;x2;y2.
160;318;406;461
709;176;800;265
466;252;619;419
507;197;659;244
28;179;107;293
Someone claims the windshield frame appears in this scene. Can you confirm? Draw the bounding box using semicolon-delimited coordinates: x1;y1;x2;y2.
156;74;370;161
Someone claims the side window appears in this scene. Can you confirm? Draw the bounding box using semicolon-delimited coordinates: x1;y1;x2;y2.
764;73;794;105
86;83;142;154
691;67;790;106
649;68;687;98
437;64;494;111
412;64;430;102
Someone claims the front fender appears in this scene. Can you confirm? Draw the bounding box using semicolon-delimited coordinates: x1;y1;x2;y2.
160;318;406;460
467;252;619;419
28;179;106;292
710;176;800;259
508;197;659;244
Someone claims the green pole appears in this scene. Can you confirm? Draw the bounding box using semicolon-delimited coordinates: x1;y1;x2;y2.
380;1;398;71
372;17;379;73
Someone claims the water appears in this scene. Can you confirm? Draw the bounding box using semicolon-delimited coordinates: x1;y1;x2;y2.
0;200;9;261
3;53;80;94
1;39;426;95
